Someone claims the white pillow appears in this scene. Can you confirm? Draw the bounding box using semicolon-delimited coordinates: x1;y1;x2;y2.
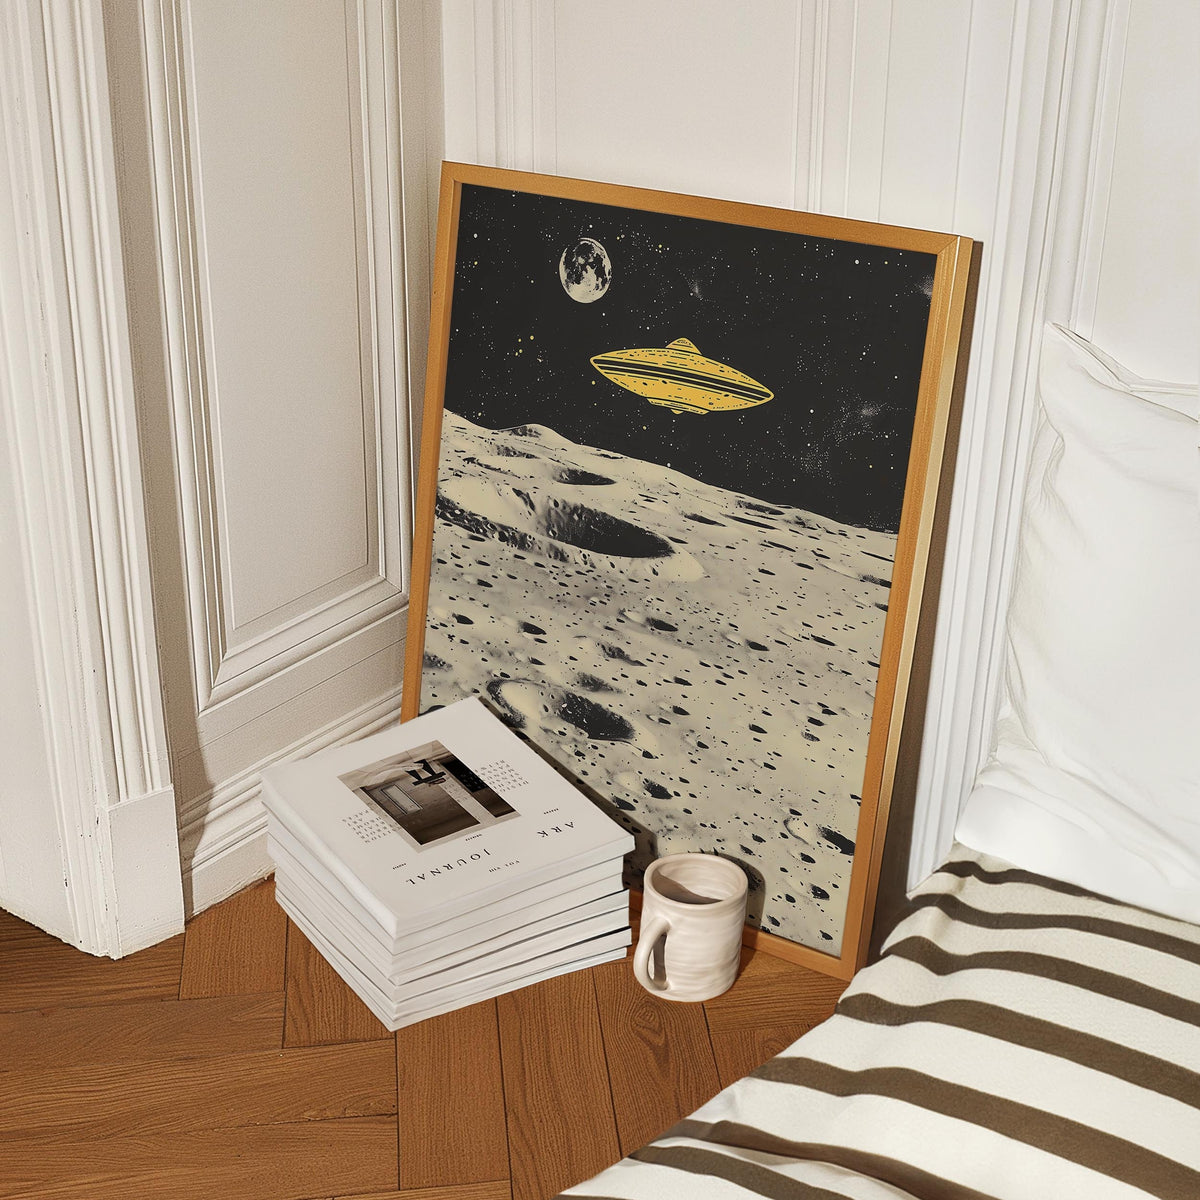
957;323;1200;922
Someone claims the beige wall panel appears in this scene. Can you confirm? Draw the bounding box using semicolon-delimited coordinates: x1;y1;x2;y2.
0;403;72;938
184;0;373;631
874;0;973;232
1089;0;1198;382
551;0;802;205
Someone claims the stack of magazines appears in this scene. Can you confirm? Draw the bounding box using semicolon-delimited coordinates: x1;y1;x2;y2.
260;696;634;1030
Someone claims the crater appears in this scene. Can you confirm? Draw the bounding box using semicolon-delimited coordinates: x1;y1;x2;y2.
576;672;617;693
556;692;635;741
819;826;855;855
435;494;569;561
555;468;615;486
484;679;528;729
461;455;506;473
538;503;674;559
601;643;645;666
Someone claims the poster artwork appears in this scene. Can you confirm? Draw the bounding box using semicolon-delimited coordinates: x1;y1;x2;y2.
416;180;940;955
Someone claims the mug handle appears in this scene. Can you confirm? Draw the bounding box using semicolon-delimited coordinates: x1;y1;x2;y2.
632;913;671;993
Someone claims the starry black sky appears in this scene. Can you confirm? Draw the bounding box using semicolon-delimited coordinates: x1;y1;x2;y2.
442;184;935;532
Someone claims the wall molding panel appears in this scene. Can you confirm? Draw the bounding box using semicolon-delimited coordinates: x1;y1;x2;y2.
1;0;101;948
358;0;414;584
443;0;555;173
1067;0;1130;340
394;0;444;479
810;1;858;217
117;0;432;916
909;0;1077;885
140;0;408;717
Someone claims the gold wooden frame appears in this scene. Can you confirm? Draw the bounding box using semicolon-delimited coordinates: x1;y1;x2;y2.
404;162;973;980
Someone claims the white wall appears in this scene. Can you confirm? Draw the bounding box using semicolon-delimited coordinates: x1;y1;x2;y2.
440;0;1198;900
0;372;71;942
1077;0;1198;382
0;76;69;939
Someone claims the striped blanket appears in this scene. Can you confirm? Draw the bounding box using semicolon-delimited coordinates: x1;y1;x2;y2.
560;844;1200;1200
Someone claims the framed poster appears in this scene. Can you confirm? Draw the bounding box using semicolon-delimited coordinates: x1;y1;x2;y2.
404;163;973;979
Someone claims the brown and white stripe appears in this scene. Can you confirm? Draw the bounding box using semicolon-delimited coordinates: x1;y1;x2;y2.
559;845;1200;1200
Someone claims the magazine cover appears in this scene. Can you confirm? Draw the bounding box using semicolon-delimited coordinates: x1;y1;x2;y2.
260;697;634;934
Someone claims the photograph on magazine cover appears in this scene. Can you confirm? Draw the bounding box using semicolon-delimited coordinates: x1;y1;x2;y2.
339;739;517;850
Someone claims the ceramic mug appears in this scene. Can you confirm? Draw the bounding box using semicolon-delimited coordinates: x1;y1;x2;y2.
632;853;749;1002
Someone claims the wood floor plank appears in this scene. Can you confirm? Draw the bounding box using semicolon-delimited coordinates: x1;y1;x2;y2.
497;970;620;1200
0;992;284;1072
709;1022;814;1091
591;956;721;1155
284;920;392;1046
328;1184;510;1200
180;877;288;998
702;948;845;1033
0;908;71;951
0;1039;396;1141
0;1116;398;1200
395;997;508;1190
2;876;834;1200
0;925;184;1013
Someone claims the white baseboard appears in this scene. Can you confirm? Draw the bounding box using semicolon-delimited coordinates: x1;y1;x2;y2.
186;822;275;918
181;687;406;919
103;785;186;956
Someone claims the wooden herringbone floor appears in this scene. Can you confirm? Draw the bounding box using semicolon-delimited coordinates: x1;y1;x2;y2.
0;879;846;1200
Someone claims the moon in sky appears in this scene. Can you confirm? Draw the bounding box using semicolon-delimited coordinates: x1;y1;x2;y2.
559;238;612;303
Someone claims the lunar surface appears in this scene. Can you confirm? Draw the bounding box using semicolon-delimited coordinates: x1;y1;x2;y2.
421;412;897;953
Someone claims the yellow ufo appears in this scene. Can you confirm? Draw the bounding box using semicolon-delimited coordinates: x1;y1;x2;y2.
590;338;773;414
